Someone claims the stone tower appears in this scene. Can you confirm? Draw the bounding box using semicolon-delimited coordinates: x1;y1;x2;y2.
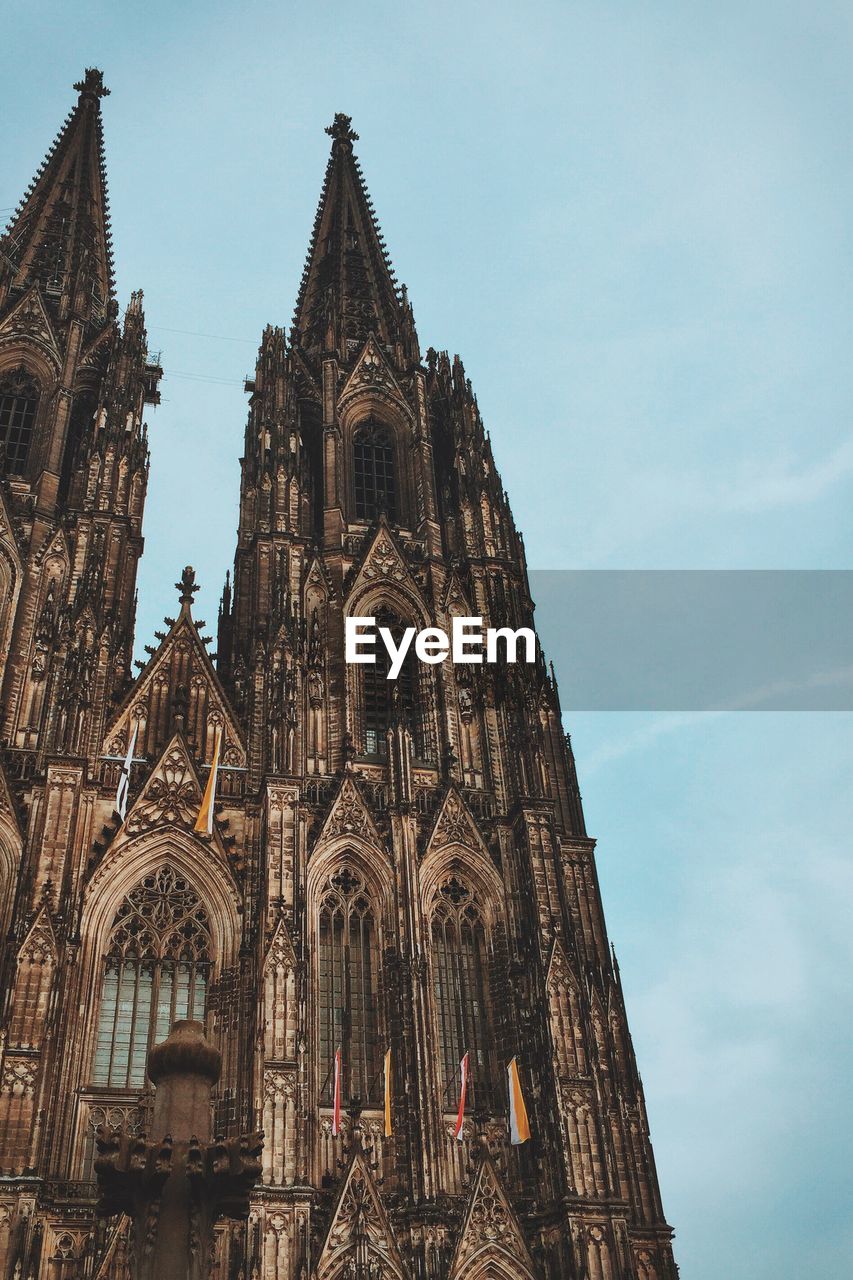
0;81;676;1280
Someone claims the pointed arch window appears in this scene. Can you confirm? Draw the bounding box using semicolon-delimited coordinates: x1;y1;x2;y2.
361;608;422;758
353;419;396;522
0;368;39;476
318;864;381;1106
431;876;492;1109
59;389;97;502
91;865;211;1089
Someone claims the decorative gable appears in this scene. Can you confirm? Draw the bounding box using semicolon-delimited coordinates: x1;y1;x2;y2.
546;937;576;991
449;1154;538;1280
0;285;61;363
425;786;489;858
17;907;58;965
264;915;297;973
315;1148;410;1280
304;551;333;597
121;733;202;837
340;333;410;414
347;517;427;609
103;570;245;769
442;569;473;617
314;774;382;849
32;526;71;572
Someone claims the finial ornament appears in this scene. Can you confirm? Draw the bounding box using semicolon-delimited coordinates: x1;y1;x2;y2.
176;566;199;607
73;68;110;99
325;113;358;145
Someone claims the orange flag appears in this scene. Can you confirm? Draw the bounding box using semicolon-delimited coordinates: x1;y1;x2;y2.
194;726;222;835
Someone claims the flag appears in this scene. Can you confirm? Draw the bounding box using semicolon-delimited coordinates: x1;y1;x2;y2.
453;1052;469;1141
115;724;137;822
507;1056;531;1145
384;1047;393;1138
194;726;222;835
332;1047;342;1137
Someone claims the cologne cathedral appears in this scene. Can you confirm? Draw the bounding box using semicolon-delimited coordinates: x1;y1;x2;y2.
0;72;676;1279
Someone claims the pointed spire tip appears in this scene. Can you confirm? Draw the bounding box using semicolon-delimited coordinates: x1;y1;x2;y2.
325;112;358;145
73;67;110;99
176;566;200;611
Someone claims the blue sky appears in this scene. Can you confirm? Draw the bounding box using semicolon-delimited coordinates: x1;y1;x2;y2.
4;2;853;1274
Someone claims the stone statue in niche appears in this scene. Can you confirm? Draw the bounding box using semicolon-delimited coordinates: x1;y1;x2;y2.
31;642;47;679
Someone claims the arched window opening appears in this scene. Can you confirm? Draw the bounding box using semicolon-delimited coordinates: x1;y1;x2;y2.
362;608;422;758
0;369;39;476
431;876;492;1110
59;390;96;502
353;419;396;522
91;865;211;1089
318;864;381;1106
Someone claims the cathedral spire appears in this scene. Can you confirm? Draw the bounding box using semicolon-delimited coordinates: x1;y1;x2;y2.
0;68;115;325
292;113;407;357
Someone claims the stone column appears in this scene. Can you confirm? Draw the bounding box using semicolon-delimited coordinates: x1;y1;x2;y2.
95;1020;263;1280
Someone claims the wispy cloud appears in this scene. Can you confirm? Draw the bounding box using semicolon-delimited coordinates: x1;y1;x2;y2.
722;438;853;511
634;839;853;1271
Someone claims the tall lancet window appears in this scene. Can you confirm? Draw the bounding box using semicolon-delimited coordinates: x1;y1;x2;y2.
318;865;381;1105
92;866;211;1089
353;419;396;522
431;876;492;1109
0;369;39;476
362;608;421;757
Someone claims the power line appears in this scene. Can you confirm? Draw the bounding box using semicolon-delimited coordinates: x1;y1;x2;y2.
163;368;246;387
149;324;256;344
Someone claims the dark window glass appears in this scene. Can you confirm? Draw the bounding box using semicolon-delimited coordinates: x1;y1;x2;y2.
353;420;396;522
318;865;381;1105
362;609;420;757
431;877;491;1110
59;391;96;502
0;369;39;476
92;866;211;1089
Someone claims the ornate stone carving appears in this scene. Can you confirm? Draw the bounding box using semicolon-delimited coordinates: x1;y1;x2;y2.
315;775;378;846
315;1150;408;1280
1;1058;37;1096
125;740;199;834
450;1155;536;1279
360;534;408;584
0;288;60;353
263;1070;296;1103
428;787;484;854
264;916;297;972
17;908;57;964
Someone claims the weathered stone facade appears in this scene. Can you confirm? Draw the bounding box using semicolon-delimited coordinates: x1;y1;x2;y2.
0;75;676;1278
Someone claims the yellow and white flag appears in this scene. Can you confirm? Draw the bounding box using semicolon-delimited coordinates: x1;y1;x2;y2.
384;1047;393;1138
507;1056;531;1145
194;726;222;835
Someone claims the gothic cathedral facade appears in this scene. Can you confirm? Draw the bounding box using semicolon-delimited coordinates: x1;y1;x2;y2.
0;74;676;1279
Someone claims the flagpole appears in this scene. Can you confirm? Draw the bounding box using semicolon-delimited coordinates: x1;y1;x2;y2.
115;724;138;823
